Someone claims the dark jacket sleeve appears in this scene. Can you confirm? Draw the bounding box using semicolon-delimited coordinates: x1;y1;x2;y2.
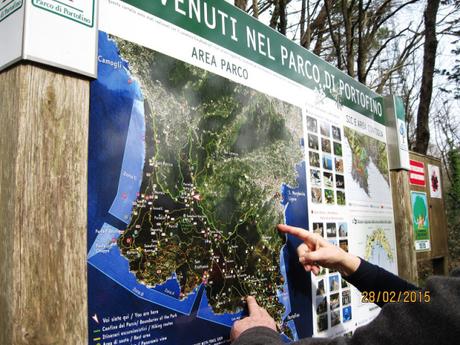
232;326;333;345
344;259;418;307
231;327;285;345
232;273;460;345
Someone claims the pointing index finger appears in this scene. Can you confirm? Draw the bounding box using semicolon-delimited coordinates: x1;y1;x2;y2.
277;224;313;241
246;296;260;315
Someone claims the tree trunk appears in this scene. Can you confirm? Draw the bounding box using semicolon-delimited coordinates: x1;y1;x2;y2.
414;0;440;154
270;0;280;29
252;0;259;18
325;0;342;70
300;0;306;40
234;0;248;11
279;0;287;35
302;1;331;51
357;0;366;83
342;0;355;77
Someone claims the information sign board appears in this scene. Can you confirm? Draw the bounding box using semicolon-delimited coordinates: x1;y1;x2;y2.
87;1;398;343
0;0;97;77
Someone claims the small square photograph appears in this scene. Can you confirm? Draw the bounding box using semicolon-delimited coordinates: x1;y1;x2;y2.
338;223;348;237
323;172;334;188
317;313;328;332
339;239;349;252
320;122;331;137
313;222;324;236
316;296;328;314
330;293;340;310
310;169;321;186
337;190;346;206
335;174;345;189
312;188;323;203
342;290;351;305
335;158;344;173
323;155;333;170
332;126;341;141
318;266;327;276
308;134;319;150
343;306;352;322
307;116;318;132
316;279;326;296
326;223;337;237
310;152;321;168
341;279;349;289
325;189;335;204
329;274;340;292
333;142;342;156
321;138;332;153
331;310;341;326
328;239;338;247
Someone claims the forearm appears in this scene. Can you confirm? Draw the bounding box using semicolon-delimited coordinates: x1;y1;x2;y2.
344;258;418;307
233;274;460;345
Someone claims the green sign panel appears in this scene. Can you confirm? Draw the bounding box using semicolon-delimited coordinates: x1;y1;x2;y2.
394;96;406;121
411;191;431;251
122;0;385;124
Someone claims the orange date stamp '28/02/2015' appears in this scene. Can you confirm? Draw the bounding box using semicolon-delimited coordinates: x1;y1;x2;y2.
361;290;431;304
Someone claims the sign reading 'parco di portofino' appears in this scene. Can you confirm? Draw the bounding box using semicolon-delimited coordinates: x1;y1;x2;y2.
32;0;95;27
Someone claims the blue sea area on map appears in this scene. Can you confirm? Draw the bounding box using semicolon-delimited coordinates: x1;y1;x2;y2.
109;99;146;224
88;222;120;260
88;31;144;250
281;160;313;339
89;31;200;310
88;263;230;344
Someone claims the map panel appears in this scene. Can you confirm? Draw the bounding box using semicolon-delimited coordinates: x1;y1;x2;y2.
89;1;398;342
88;32;311;344
343;127;391;206
364;228;395;272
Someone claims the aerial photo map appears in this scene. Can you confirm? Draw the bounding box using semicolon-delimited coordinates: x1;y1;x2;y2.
88;32;311;344
343;127;391;204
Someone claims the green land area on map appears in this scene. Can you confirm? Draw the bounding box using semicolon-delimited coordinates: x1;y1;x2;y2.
113;37;303;328
344;127;389;195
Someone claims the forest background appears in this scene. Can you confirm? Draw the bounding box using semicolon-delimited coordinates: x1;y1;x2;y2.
229;0;460;272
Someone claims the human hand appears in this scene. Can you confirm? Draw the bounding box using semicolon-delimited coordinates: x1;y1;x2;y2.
230;296;277;341
277;224;360;276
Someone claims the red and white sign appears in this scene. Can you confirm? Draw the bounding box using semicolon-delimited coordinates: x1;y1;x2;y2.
409;160;426;186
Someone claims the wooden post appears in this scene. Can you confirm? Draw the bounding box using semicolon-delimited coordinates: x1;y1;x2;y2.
0;63;89;344
390;170;419;284
409;152;449;277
